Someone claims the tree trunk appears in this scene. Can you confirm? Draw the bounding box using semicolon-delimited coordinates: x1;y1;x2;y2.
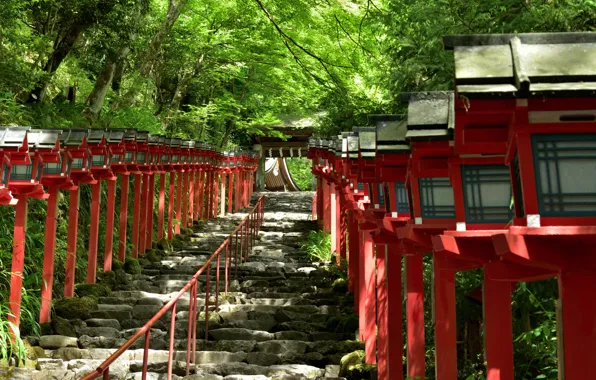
27;0;118;103
219;119;236;148
83;45;131;122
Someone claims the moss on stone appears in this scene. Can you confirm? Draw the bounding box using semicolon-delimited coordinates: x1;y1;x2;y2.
180;227;194;236
74;283;112;299
155;238;173;251
54;296;98;320
98;270;117;288
111;259;124;271
138;257;151;267
332;277;348;293
114;269;129;285
339;350;365;376
146;250;162;263
124;257;141;275
171;238;185;250
50;316;76;337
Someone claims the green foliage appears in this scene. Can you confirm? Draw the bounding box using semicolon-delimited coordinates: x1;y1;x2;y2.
299;230;332;263
53;296;98;321
285;158;313;191
74;283;112;299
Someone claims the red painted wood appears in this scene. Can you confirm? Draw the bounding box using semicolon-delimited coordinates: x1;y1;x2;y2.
227;173;233;214
205;171;212;219
188;171;194;225
233;172;239;213
339;197;347;261
175;171;182;233
139;174;148;254
65;188;80;297
515;133;539;216
40;188;59;323
358;232;366;320
387;245;403;380
317;178;323;226
181;171;189;227
433;254;458;380
131;174;142;257
406;254;425;380
146;174;155;249
363;231;377;364
198;171;205;218
118;175;130;261
330;185;337;258
8;196;28;331
104;179;116;271
348;211;359;294
558;271;596;379
87;181;102;283
194;171;200;220
484;263;514;380
167;172;175;240
377;245;388;380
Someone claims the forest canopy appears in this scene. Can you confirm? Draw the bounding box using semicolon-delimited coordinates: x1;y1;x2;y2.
0;0;594;146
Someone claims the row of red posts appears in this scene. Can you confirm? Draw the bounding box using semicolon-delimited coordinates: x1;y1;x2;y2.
309;31;596;380
0;127;258;335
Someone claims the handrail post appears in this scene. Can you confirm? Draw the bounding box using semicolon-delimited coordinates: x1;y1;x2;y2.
215;252;221;310
167;302;177;380
205;266;211;340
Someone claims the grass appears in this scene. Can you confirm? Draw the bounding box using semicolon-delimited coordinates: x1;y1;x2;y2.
300;230;332;262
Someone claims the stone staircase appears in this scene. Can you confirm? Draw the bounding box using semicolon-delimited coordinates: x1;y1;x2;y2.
9;192;360;380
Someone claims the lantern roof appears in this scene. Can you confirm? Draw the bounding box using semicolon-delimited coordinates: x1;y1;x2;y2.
442;32;596;97
369;114;410;154
401;91;454;142
106;129;125;144
169;138;182;147
148;135;166;146
0;127;30;148
353;126;376;159
136;131;149;144
122;130;137;142
87;129;107;145
59;129;88;146
27;129;61;150
181;140;195;149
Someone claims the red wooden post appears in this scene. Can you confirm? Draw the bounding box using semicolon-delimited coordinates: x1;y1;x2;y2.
87;182;102;283
198;171;205;219
168;172;175;239
65;188;80;297
157;174;166;240
330;184;337;258
358;230;365;318
104;179;116;271
139;174;149;254
387;246;403;380
118;174;129;261
213;173;220;218
131;174;142;257
484;263;514;380
146;174;155;249
188;170;194;225
363;231;377;364
181;170;189;227
339;196;347;261
8;196;28;331
234;171;240;213
558;271;596;379
40;188;59;323
433;254;457;380
220;173;226;216
175;170;182;233
316;178;323;226
406;254;425;379
227;172;233;214
347;211;359;293
376;245;388;380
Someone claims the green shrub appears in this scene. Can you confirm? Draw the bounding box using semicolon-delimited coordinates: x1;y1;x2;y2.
155;238;173;251
145;250;162;263
74;283;112;299
300;230;332;263
53;296;98;320
124;258;141;275
138;257;151;267
111;260;124;271
98;271;117;288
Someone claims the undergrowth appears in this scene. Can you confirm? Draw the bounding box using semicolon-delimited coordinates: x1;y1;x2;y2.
300;230;332;262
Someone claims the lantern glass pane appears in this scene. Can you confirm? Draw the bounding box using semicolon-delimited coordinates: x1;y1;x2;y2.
71;158;84;169
393;182;409;214
2;163;9;184
533;134;596;216
92;155;106;167
137;152;146;164
11;164;32;180
462;165;513;223
419;177;456;219
172;155;178;163
181;155;186;162
161;154;169;163
44;162;62;175
125;152;134;163
377;183;385;206
112;154;121;163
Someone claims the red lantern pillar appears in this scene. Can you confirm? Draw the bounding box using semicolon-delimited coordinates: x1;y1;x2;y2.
146;174;155;249
220;173;226;216
8;196;28;332
175;170;182;233
227;172;234;214
157;173;166;240
131;174;142;257
65;188;79;296
330;184;337;257
118;174;130;261
387;245;403;380
213;172;220;218
139;173;149;254
181;170;189;227
362;230;377;364
103;179;117;271
406;253;425;380
348;211;359;294
376;244;388;379
194;170;200;220
433;254;457;380
167;172;175;240
87;181;102;283
198;171;205;219
39;188;59;323
188;170;194;225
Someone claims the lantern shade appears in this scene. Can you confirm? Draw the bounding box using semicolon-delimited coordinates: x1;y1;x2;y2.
419;177;456;219
461;164;514;223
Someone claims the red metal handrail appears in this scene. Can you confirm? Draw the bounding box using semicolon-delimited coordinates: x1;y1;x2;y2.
81;195;265;380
